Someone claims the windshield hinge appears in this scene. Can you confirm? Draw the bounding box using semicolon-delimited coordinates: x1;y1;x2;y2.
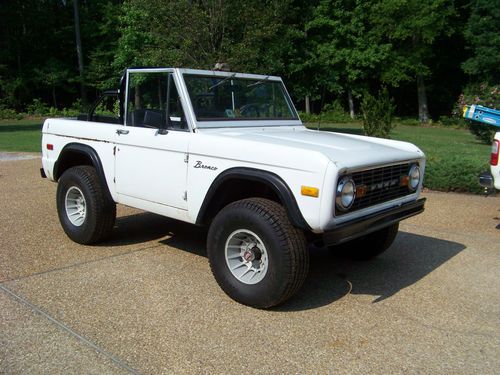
182;191;187;201
184;154;189;163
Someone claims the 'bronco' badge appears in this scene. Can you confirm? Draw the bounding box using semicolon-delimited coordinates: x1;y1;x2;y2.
194;161;218;171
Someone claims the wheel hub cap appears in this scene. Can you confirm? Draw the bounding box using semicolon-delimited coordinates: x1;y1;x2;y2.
225;229;268;285
65;186;87;227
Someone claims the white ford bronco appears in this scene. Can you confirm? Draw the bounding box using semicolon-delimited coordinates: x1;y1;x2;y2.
41;68;426;308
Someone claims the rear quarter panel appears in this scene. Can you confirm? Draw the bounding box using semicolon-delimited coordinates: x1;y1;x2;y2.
41;118;119;200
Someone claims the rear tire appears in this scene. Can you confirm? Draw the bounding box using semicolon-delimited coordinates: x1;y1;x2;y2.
334;223;399;260
207;198;309;308
57;166;116;244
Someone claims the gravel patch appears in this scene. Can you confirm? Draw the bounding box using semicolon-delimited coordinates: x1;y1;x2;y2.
0;152;40;161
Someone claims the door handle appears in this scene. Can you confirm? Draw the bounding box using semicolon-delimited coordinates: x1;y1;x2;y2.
116;129;129;135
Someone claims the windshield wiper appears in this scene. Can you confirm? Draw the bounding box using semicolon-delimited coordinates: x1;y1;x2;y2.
208;73;236;91
247;75;271;87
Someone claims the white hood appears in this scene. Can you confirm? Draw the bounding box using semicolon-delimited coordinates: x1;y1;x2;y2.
200;126;424;170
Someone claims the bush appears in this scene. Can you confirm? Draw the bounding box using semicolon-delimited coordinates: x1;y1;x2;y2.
26;98;49;116
360;88;396;138
299;100;354;125
456;83;499;144
468;121;497;144
0;106;18;120
424;154;489;194
396;117;421;127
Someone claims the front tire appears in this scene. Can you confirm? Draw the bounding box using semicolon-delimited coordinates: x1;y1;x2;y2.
207;198;309;308
57;166;116;244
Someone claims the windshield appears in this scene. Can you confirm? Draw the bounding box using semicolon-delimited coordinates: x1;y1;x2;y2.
183;74;298;122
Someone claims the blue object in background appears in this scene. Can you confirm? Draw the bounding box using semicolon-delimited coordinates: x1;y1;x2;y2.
463;104;500;127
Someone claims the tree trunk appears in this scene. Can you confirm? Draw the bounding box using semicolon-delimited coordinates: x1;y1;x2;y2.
158;78;163;109
417;73;430;123
134;86;141;109
52;86;57;108
73;0;86;105
305;95;310;114
347;88;355;119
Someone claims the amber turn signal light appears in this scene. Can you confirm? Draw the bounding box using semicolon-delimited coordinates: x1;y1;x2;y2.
301;186;319;197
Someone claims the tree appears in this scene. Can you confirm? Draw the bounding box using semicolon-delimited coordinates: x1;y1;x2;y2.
34;59;70;107
371;0;456;123
113;0;294;72
305;0;391;117
462;0;500;83
85;1;128;91
73;0;86;104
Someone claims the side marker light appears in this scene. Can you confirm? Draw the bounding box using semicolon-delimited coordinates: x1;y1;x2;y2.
301;186;319;198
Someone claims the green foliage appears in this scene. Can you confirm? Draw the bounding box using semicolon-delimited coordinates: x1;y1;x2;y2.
370;0;456;85
300;1;389;114
424;155;487;194
299;100;354;124
0;0;497;123
467;122;497;145
0;107;22;120
26;99;49;116
462;0;500;82
360;88;396;138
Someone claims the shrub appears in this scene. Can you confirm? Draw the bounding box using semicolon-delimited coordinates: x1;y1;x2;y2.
360;88;396;138
298;100;354;125
26;98;49;116
424;154;489;194
0;106;18;120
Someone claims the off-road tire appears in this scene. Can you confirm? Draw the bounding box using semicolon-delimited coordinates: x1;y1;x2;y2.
57;166;116;244
207;198;309;309
335;223;399;260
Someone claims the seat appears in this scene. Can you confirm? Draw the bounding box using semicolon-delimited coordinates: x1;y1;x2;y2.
143;110;164;128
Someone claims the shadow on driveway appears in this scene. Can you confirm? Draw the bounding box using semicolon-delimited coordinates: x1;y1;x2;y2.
103;212;465;311
277;232;465;311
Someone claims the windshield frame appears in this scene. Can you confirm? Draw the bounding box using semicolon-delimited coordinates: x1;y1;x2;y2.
177;68;303;129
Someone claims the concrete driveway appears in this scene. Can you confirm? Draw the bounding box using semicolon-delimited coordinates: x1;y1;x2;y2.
1;157;499;374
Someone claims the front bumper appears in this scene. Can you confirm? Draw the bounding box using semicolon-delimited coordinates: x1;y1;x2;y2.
322;198;426;246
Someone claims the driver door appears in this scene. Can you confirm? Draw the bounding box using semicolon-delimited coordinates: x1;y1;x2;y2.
114;69;190;211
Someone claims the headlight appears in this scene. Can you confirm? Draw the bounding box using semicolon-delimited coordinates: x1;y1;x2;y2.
336;177;356;211
408;164;421;191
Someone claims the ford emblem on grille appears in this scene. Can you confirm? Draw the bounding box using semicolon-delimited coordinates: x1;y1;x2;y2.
367;177;400;191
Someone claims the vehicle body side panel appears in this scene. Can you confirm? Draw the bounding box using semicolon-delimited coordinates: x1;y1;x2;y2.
114;125;190;210
186;132;330;230
41;119;118;200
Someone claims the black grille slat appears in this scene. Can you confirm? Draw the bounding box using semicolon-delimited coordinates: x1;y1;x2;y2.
337;163;413;215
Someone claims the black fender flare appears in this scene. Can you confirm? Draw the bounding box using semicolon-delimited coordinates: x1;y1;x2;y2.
196;167;311;230
54;143;113;202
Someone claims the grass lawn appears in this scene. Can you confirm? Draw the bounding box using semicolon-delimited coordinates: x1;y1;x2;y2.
0;118;491;193
310;122;491;194
0;118;44;152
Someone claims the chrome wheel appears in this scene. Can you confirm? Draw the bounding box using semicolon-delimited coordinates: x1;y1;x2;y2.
65;186;86;226
225;229;268;285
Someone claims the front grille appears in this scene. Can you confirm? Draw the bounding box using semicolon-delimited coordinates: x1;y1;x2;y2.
337;162;414;215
